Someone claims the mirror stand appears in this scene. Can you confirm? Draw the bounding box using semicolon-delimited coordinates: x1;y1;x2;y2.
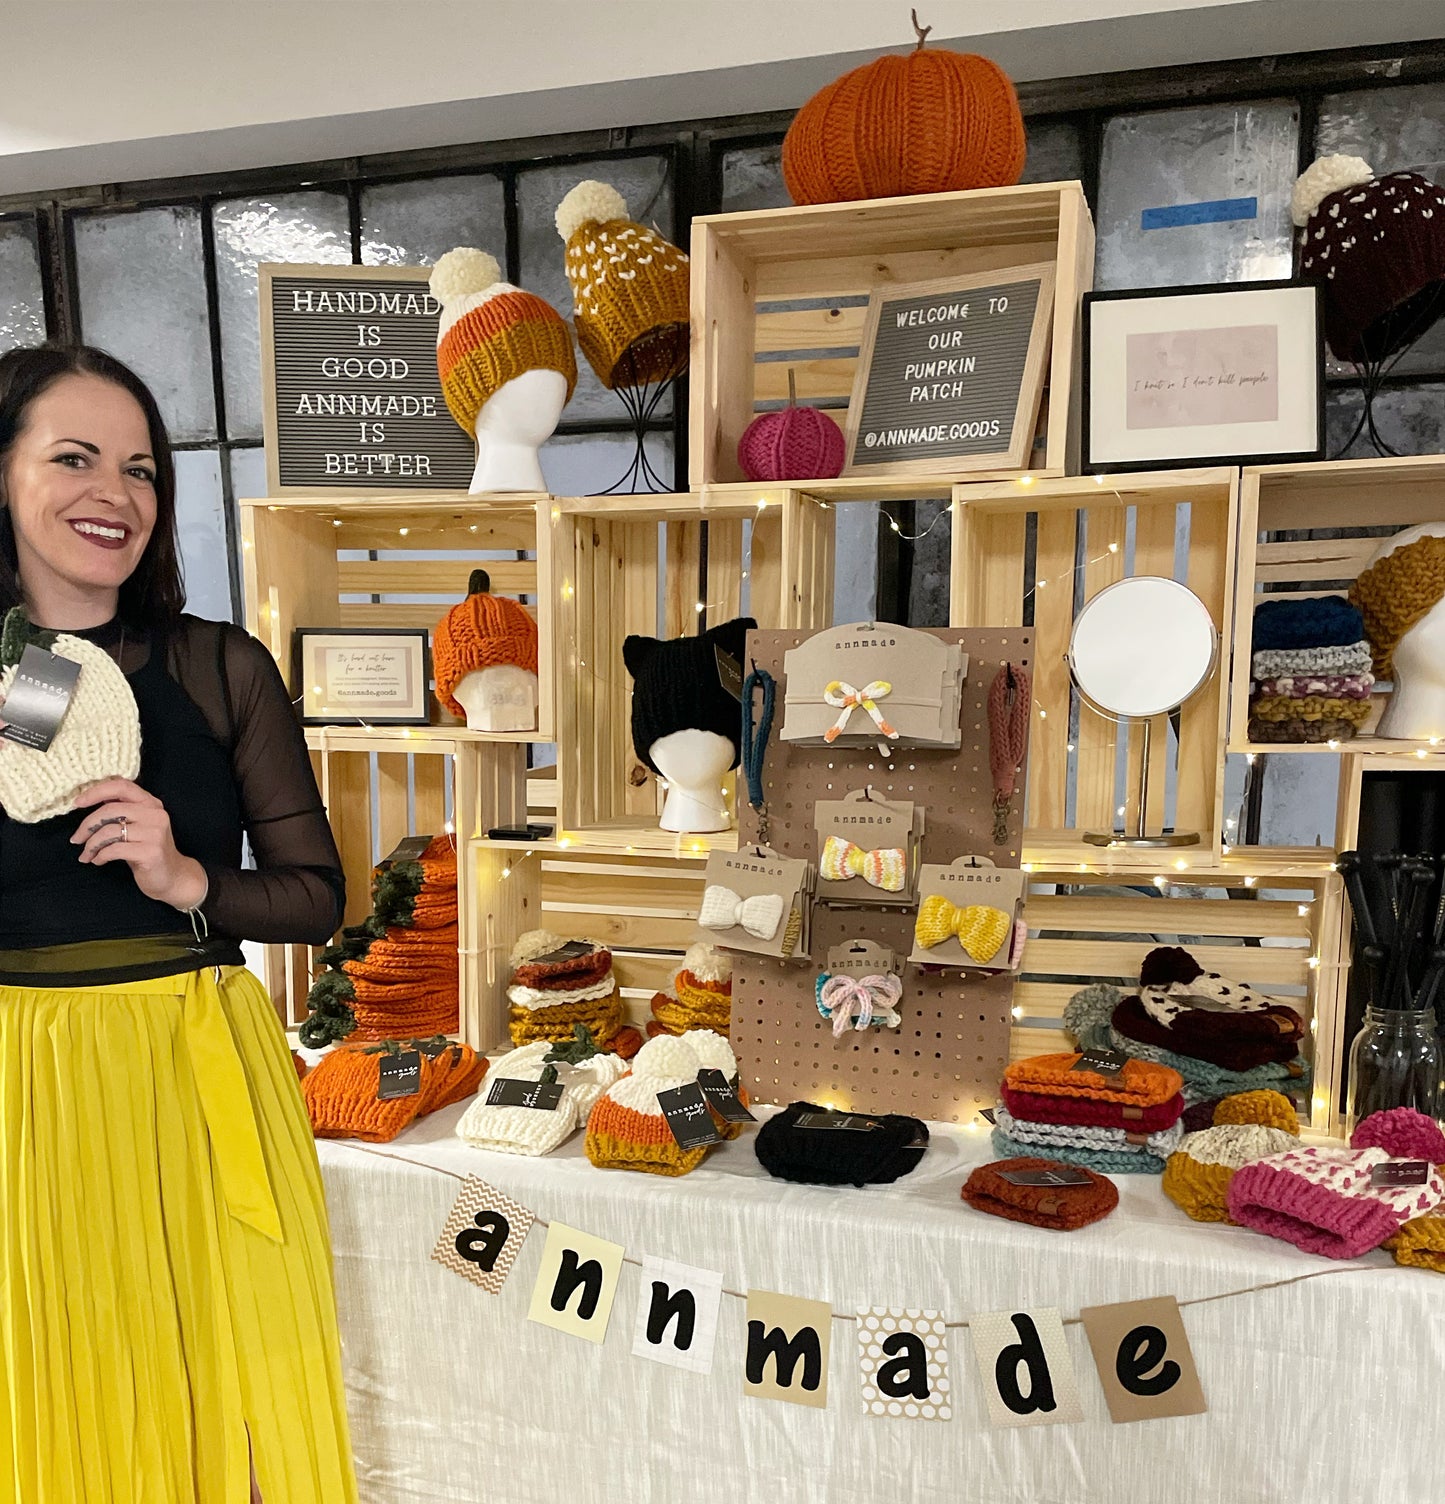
1083;714;1202;849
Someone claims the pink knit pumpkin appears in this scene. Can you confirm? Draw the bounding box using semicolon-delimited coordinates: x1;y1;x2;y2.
736;406;846;482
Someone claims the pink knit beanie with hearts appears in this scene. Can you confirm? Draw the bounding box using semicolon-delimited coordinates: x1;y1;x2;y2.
1227;1145;1445;1259
1349;1107;1445;1163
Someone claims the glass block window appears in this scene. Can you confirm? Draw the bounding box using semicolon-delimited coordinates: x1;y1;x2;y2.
0;217;45;352
517;154;675;422
361;174;507;267
539;430;674;496
1326;382;1445;460
213;191;351;442
1095;100;1299;290
173;448;233;622
1022;118;1084;186
73;206;217;442
721;141;789;212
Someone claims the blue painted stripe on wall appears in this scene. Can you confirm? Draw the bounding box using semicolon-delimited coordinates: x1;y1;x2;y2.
1141;196;1259;230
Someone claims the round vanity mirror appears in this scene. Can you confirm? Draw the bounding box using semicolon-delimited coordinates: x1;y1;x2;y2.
1068;576;1218;847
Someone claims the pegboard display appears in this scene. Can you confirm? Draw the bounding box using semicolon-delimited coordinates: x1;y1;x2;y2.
732;627;1032;1124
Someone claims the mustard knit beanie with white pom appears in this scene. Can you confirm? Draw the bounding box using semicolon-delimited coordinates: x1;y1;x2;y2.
430;247;576;436
555;180;690;391
585;1034;713;1176
0;607;140;823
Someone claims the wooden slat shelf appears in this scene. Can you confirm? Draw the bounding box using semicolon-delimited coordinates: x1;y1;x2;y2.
304;725;542;753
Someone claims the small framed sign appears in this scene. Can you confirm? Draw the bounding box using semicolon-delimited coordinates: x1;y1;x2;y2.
1082;280;1324;472
842;263;1055;477
294;628;431;726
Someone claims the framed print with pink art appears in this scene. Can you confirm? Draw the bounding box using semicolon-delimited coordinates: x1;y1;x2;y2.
1082;281;1323;472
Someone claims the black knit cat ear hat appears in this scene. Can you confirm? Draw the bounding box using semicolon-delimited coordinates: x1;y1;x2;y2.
623;616;755;775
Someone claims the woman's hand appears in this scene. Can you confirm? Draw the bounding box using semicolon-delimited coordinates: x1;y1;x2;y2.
71;777;209;910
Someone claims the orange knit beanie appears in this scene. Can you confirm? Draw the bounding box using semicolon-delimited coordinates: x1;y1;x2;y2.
781;22;1025;206
430;248;576;436
433;569;539;718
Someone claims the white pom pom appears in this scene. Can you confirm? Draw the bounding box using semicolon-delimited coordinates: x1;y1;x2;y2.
555;180;629;241
509;928;565;968
630;1034;700;1081
681;942;731;985
429;247;502;305
1292;155;1374;226
679;1029;736;1078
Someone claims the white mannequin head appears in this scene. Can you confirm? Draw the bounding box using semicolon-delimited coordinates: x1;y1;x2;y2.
648;728;734;833
453;663;539;733
1373;522;1445;740
470;368;569;494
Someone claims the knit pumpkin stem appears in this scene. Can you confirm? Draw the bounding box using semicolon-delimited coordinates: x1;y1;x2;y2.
787;368;796;408
467;568;491;596
910;8;931;48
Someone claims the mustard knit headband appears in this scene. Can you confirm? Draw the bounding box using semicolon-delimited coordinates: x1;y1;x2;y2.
1349;532;1445;680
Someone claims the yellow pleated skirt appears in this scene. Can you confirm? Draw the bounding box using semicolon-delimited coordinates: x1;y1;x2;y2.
0;964;358;1504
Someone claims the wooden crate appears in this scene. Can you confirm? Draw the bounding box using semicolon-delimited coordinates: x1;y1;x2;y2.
544;490;833;850
239;489;553;740
689;181;1094;488
1015;855;1346;1135
1231;456;1445;756
950;468;1238;862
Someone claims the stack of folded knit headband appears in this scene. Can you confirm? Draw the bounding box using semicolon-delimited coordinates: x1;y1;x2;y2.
1162;1090;1301;1223
961;1157;1119;1232
754;1101;929;1187
1248;597;1373;744
647;943;732;1038
506;930;641;1058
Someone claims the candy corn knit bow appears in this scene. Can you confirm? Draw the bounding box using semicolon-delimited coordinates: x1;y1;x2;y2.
914;897;1011;964
698;885;784;941
819;835;907;892
823;680;897;756
816;973;903;1036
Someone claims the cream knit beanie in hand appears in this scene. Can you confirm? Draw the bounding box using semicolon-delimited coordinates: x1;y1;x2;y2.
0;607;141;823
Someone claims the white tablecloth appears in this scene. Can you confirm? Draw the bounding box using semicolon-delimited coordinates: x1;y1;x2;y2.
318;1107;1443;1504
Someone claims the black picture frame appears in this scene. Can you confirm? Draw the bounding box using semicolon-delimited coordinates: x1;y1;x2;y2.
1082;279;1325;473
292;627;432;727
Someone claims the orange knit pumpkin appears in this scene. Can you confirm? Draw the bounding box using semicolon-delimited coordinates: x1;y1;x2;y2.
782;24;1025;206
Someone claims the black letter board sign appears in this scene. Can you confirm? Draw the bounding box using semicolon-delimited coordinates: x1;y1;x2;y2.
260;263;475;493
843;263;1055;477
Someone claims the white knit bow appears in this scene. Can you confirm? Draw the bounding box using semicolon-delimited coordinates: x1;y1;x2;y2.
698;884;784;940
822;679;898;757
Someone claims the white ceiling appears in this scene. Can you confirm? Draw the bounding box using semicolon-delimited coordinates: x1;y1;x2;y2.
1;0;1441;194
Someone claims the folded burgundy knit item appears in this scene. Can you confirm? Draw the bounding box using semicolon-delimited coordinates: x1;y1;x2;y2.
1112;993;1304;1073
1227;1146;1445;1260
999;1082;1184;1133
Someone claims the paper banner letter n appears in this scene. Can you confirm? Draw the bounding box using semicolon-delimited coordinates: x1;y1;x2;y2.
527;1222;625;1344
430;1176;534;1294
632;1256;725;1375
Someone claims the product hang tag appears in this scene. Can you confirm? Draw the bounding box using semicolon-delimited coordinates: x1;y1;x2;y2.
715;645;744;704
697;1067;755;1123
376;1050;423;1100
381;834;434;866
529;939;595;965
1371;1160;1430;1188
794;1109;888;1132
1071;1048;1130;1078
0;644;82;751
486;1077;565;1111
979;1107;998;1125
999;1166;1095;1187
657;1082;724;1149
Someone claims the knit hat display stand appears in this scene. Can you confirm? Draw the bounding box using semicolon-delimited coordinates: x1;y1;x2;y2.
1334;282;1445;459
593;338;683;495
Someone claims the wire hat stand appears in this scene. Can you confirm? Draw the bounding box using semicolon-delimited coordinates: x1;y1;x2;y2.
1333;281;1445;459
595;324;690;495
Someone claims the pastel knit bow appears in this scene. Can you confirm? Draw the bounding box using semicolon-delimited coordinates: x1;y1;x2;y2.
819;835;907;892
817;973;903;1036
823;679;898;756
914;897;1011;965
698;884;784;941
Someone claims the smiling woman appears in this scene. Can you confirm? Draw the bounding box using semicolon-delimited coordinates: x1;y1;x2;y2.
0;343;358;1504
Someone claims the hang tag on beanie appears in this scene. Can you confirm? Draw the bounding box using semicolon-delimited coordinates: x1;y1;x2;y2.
0;645;81;751
658;1082;723;1148
1371;1160;1430;1188
999;1166;1095;1188
698;1067;756;1123
1071;1048;1129;1077
794;1109;887;1132
487;1078;564;1112
377;1050;423;1100
381;834;434;866
715;645;744;703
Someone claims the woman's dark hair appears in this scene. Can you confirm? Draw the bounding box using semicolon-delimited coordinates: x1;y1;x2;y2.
0;342;184;628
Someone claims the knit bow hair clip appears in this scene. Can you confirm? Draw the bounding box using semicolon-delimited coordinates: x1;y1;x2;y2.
816;972;903;1036
823;679;898;758
818;834;907;892
914;897;1011;965
698;884;784;941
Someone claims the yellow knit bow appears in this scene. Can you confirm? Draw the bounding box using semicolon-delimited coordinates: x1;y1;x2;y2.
819;835;907;892
914;897;1011;964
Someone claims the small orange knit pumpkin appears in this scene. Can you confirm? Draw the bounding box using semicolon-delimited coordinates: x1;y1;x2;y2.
782;13;1026;206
